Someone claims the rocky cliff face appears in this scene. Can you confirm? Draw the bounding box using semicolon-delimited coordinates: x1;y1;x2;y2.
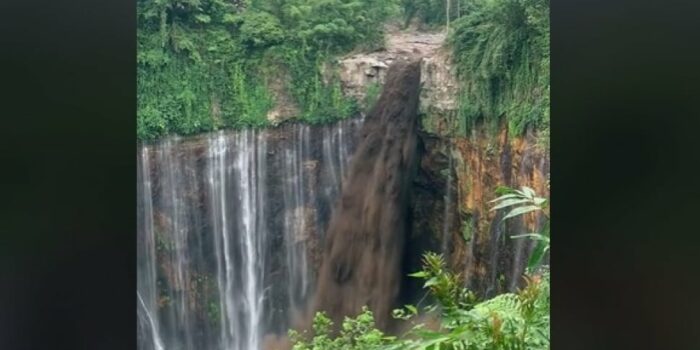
332;29;550;298
335;30;454;116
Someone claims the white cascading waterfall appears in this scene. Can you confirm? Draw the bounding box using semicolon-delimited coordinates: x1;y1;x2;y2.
281;124;311;313
137;118;362;350
137;145;164;350
208;131;237;350
207;129;267;350
138;291;165;350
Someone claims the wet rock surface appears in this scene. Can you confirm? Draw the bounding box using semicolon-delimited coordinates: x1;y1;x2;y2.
336;28;450;110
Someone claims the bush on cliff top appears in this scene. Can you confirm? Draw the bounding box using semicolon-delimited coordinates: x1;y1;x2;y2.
449;0;550;136
137;0;399;140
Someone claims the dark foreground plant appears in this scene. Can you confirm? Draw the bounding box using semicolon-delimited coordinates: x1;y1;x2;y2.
291;252;550;350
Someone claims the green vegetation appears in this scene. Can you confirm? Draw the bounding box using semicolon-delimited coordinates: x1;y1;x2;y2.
395;255;549;349
289;307;398;349
490;185;550;272
138;0;549;140
401;0;470;28
291;185;550;349
137;0;400;140
290;252;549;349
449;0;550;135
207;301;221;326
363;81;382;112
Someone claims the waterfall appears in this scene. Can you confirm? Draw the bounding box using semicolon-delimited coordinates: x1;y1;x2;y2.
137;118;361;350
441;142;454;255
311;60;422;331
281;125;311;312
139;291;165;350
137;145;163;350
208;131;235;349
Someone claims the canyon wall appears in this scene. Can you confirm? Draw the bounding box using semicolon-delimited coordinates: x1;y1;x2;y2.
333;36;550;298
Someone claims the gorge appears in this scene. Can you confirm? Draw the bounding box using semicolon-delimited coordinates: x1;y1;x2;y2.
137;56;548;349
137;7;549;348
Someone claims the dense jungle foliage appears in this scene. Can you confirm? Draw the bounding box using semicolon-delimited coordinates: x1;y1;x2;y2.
138;0;549;142
137;0;399;140
450;0;549;136
400;0;469;28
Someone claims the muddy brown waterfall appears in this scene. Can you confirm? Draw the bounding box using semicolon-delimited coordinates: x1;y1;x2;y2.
311;60;422;330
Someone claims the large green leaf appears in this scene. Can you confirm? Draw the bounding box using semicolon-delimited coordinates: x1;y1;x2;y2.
511;233;548;242
489;193;522;202
408;271;428;278
521;186;536;199
490;198;532;211
424;277;439;288
502;205;541;221
527;238;548;271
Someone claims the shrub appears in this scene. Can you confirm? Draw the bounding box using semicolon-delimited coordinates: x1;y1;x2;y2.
394;257;549;350
290;183;552;350
239;11;285;50
137;0;399;140
450;0;550;135
289;307;397;350
291;252;550;350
